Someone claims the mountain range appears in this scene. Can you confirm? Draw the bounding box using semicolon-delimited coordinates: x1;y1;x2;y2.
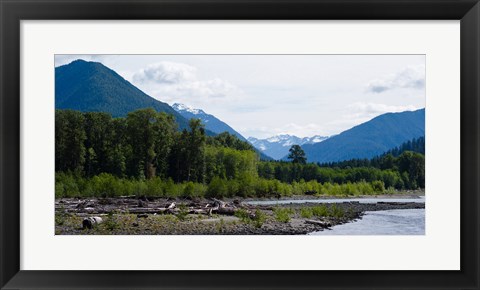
55;59;425;164
299;108;425;163
248;135;329;160
55;60;269;158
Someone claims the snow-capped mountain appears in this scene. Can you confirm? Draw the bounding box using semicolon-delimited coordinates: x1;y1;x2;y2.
248;134;329;160
172;103;246;141
172;103;204;115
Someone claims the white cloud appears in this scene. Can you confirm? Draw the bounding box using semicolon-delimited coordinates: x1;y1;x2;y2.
132;61;239;103
346;102;420;122
133;62;197;84
367;65;425;93
176;78;237;99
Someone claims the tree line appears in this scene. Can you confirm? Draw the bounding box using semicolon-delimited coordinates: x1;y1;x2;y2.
258;149;424;190
318;136;425;169
56;108;425;198
56;109;259;184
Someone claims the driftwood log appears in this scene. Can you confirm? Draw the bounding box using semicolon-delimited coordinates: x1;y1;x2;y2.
304;219;331;227
82;216;103;229
59;198;257;218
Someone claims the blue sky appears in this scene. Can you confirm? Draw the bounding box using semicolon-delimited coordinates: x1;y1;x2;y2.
55;55;425;139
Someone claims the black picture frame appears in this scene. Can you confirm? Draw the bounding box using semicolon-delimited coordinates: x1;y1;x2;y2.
1;0;479;289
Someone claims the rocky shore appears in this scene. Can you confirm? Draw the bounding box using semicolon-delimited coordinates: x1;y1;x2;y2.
55;196;425;235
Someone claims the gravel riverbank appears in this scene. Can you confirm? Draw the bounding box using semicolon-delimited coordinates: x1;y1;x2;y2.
55;195;425;235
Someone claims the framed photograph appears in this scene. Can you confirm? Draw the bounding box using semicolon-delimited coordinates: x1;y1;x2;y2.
1;0;479;289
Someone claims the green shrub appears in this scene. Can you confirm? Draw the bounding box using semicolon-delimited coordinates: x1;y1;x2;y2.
55;172;82;198
329;204;345;218
145;177;164;197
311;205;329;217
55;171;408;200
252;209;267;228
371;180;385;193
176;204;189;221
234;209;266;228
55;205;68;225
300;207;313;218
182;182;195;198
273;207;294;223
234;209;252;223
104;212;119;231
162;178;181;198
226;179;240;197
385;186;397;195
207;176;228;198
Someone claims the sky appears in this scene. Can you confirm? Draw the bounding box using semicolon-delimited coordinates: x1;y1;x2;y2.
55;55;425;139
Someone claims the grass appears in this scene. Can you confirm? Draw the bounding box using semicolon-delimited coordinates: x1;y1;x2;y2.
216;218;226;233
55;205;68;226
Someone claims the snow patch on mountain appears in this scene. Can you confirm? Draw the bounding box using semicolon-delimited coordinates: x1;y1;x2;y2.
172;103;204;115
172;103;248;142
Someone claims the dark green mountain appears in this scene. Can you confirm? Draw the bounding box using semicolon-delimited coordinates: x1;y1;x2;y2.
55;59;189;129
299;109;425;163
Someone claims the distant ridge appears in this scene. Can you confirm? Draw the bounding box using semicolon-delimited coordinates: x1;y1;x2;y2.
173;103;247;141
298;109;425;163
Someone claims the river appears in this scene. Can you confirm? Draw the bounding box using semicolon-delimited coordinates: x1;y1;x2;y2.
309;208;425;235
246;197;425;235
246;196;425;206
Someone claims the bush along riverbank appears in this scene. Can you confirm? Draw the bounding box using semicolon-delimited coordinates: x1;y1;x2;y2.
55;196;425;235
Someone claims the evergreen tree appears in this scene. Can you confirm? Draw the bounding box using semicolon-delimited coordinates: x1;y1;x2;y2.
55;110;86;173
288;145;307;164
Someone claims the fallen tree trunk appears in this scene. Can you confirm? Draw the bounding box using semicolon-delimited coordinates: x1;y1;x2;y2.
60;198;256;218
83;216;103;229
213;207;237;215
127;208;167;214
189;208;209;215
305;219;331;227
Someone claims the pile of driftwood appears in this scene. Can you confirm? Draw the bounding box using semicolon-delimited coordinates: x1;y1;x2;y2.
129;198;254;217
57;197;259;229
57;197;258;219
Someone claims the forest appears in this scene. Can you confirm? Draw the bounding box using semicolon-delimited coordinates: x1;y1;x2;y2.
55;108;425;199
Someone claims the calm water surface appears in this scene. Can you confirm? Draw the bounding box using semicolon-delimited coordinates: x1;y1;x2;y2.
309;208;425;235
246;196;425;206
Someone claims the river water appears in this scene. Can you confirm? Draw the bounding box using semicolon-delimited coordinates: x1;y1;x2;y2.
246;197;425;235
246;196;425;206
309;208;425;235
